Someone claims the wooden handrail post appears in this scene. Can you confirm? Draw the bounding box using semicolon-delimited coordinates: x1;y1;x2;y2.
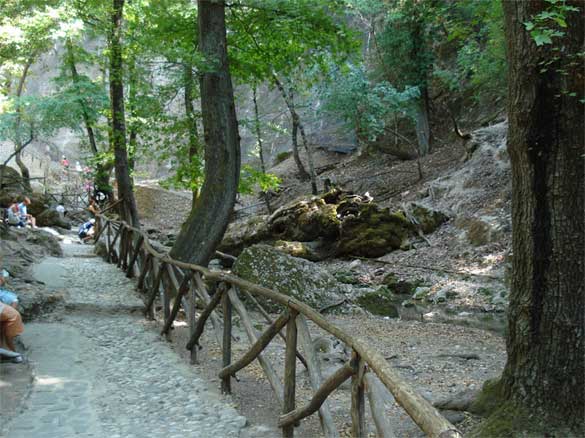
186;284;225;351
364;373;395;438
279;362;354;429
117;227;126;268
282;310;298;438
161;268;194;336
122;228;132;270
106;222;112;263
145;260;164;319
351;351;366;438
126;235;144;278
137;253;152;292
108;225;122;264
161;268;172;339
296;315;339;438
188;282;198;364
221;286;232;394
218;312;291;379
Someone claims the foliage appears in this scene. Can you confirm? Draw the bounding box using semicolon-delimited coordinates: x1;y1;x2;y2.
524;0;580;46
448;0;507;101
319;63;419;144
239;165;281;195
158;145;204;193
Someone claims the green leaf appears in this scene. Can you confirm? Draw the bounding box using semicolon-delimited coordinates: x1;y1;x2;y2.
524;21;535;31
532;32;553;46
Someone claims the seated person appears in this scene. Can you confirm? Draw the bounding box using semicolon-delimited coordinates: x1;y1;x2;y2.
0;275;24;360
88;197;100;217
17;197;36;228
6;203;24;227
78;218;95;242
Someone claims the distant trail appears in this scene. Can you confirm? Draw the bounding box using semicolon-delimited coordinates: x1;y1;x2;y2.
1;242;247;438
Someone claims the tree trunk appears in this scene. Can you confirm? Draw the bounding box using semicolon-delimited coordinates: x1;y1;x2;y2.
170;0;240;266
494;0;584;431
410;9;432;157
293;90;319;195
252;84;272;213
109;0;140;227
65;38;99;155
272;74;310;181
414;87;432;156
127;57;138;184
183;62;199;208
14;59;32;191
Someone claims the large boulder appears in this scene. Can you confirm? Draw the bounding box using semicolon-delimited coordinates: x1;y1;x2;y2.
221;190;448;259
337;204;414;257
0;165;27;194
267;197;340;241
36;208;72;230
219;215;270;255
0;228;62;282
232;244;345;310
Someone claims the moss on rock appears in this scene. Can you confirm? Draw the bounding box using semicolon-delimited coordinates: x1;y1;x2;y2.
233;244;343;311
382;273;421;295
222;192;448;259
337;204;414;257
409;204;448;234
356;286;399;317
271;240;331;262
333;270;362;285
268;198;340;242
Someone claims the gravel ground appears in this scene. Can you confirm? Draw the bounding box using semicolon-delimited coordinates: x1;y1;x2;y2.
1;242;249;438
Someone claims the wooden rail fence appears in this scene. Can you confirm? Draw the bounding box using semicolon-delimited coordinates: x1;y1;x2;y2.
95;214;462;438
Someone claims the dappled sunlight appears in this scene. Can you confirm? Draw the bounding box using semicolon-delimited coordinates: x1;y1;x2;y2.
35;375;71;389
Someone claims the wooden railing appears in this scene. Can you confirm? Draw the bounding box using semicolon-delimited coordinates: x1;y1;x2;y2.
95;214;462;438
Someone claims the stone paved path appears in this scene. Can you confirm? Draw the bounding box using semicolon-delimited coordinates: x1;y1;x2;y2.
1;242;248;438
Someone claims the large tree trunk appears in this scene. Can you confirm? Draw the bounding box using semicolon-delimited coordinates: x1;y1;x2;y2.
170;0;240;266
491;0;584;432
109;0;140;227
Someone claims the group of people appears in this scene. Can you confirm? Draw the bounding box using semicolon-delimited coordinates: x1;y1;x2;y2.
5;196;36;228
0;270;24;363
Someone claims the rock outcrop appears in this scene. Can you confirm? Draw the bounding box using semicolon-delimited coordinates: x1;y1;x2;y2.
36;209;72;230
232;244;345;310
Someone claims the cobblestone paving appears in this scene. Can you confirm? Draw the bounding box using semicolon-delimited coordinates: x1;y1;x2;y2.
2;242;248;438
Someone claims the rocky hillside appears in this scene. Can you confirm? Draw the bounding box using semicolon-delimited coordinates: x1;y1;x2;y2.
135;121;511;327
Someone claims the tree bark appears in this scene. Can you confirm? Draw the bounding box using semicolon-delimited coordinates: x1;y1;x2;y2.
414;86;431;156
183;62;199;208
410;8;432;157
252;84;272;213
65;38;99;156
14;59;33;191
109;0;140;227
170;0;240;266
272;74;310;181
498;0;584;430
127;57;138;184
